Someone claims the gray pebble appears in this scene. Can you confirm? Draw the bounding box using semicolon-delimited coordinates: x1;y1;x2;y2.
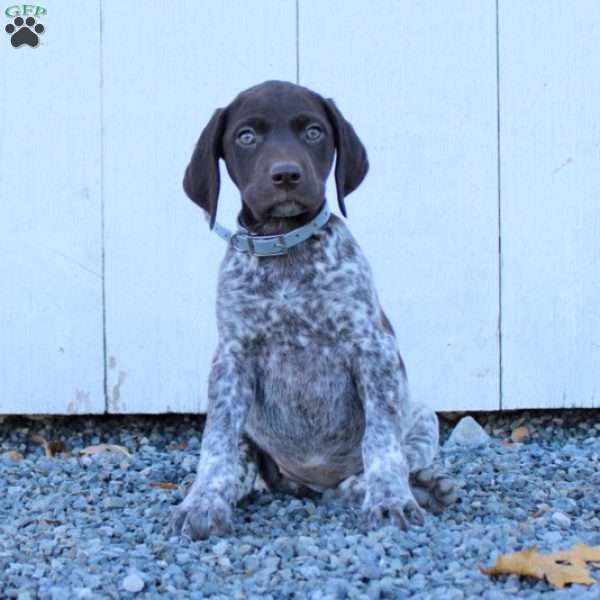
122;573;145;593
213;540;229;556
187;436;201;450
0;411;598;599
181;455;196;472
551;511;572;528
445;417;491;447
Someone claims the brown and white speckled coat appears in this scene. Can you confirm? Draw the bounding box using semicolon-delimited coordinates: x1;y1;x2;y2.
169;81;456;540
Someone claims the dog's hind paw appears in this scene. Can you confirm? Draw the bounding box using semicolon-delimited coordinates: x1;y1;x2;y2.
410;467;458;514
168;492;233;540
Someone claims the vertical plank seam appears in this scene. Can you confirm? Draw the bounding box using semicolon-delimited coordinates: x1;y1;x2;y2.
99;0;108;413
495;0;503;411
295;0;300;84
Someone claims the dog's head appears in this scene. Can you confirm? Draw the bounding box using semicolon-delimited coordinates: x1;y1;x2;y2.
183;80;369;234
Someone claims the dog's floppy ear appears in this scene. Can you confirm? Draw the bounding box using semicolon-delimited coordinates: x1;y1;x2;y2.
183;108;227;229
323;98;369;217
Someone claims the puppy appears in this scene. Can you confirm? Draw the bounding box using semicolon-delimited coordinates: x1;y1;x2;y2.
170;80;456;540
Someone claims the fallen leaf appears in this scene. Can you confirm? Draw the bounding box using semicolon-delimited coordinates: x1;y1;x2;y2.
47;441;66;455
41;518;63;526
167;442;187;450
551;544;600;564
481;544;600;588
79;444;131;456
30;434;47;446
31;434;66;457
6;450;23;461
511;426;530;443
149;481;178;490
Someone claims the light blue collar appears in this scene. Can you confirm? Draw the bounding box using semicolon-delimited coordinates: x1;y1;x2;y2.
213;203;331;257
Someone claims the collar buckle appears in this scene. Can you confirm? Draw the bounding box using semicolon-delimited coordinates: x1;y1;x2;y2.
215;202;330;257
247;234;288;257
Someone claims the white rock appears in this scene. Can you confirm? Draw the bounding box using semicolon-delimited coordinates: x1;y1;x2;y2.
445;416;490;447
213;540;229;556
181;455;196;472
551;511;572;528
122;574;144;593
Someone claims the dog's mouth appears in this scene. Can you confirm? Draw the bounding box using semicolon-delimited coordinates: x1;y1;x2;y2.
240;188;324;235
268;200;307;218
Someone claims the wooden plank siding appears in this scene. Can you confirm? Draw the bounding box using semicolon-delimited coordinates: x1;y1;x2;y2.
0;1;104;413
101;0;297;412
1;2;599;413
299;0;500;411
499;1;600;409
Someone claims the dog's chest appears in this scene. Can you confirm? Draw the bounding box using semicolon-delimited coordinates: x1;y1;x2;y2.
218;227;376;347
217;222;376;487
246;341;365;486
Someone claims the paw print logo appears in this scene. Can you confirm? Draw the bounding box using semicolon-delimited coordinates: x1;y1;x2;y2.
5;16;44;48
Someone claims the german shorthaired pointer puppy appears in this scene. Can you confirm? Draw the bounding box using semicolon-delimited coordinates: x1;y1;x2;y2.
170;80;457;540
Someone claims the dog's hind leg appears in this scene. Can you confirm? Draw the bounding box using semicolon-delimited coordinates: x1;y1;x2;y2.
325;404;457;515
233;436;261;502
403;402;439;471
404;402;458;513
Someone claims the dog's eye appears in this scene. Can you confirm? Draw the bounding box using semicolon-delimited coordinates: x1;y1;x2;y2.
237;128;256;146
305;125;323;142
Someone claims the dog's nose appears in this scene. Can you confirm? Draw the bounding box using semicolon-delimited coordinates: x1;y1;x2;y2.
270;162;302;189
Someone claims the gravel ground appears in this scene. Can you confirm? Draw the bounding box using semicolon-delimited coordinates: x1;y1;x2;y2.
0;410;599;599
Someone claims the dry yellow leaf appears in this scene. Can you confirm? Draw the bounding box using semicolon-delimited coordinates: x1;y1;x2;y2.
7;450;23;461
481;544;600;588
149;481;178;490
167;442;187;450
31;434;66;457
551;544;600;564
79;443;131;456
510;426;530;443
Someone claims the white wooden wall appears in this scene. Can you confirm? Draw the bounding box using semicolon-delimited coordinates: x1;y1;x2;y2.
499;0;600;409
0;1;598;414
0;1;104;413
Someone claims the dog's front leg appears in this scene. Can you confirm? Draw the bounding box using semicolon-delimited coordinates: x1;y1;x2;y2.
169;347;254;540
354;335;425;530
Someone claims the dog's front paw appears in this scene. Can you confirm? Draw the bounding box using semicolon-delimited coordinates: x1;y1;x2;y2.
169;492;233;540
362;491;425;530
